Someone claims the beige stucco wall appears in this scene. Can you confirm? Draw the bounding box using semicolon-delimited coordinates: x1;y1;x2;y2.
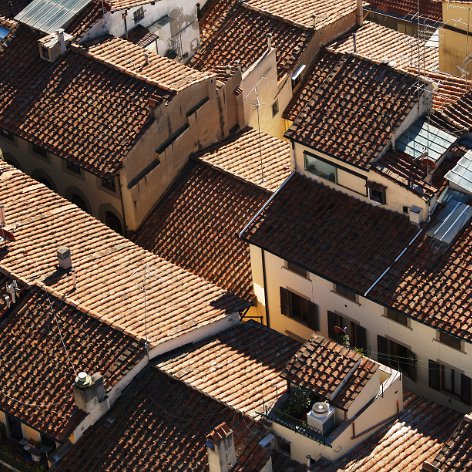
21;424;41;443
250;247;472;413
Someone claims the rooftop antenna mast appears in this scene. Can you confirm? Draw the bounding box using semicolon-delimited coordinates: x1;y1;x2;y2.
244;75;267;185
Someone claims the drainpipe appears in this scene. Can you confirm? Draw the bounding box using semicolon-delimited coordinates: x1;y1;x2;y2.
117;173;128;236
122;11;128;39
261;249;270;328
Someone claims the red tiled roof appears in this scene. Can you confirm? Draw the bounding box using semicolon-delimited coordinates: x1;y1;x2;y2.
324;391;463;471
0;287;145;441
190;2;313;81
55;369;269;471
366;0;442;22
65;0;104;40
373;150;440;200
83;36;211;93
0;25;162;176
0;164;247;347
281;335;378;409
328;21;438;71
241;172;472;342
198;128;292;192
132;161;269;301
199;0;237;43
430;90;472;134
156;321;301;416
245;0;357;29
285;50;422;170
426;413;472;471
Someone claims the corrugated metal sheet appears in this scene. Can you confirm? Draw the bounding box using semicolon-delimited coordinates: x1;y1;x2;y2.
396;117;456;162
15;0;91;34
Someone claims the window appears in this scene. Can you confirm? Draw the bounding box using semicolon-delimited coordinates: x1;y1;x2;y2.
386;308;409;327
272;99;279;117
328;311;367;350
286;261;307;278
334;284;357;302
32;143;48;158
369;187;386;204
429;360;471;405
133;7;144;23
7;415;23;441
438;331;462;351
105;211;123;235
280;287;319;330
291;64;306;88
377;335;416;381
0;128;13;141
101;176;116;192
69;194;88;212
305;154;337;183
66;161;81;175
402;206;409;214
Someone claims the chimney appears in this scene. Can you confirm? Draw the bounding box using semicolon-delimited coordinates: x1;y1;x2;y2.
57;247;73;271
73;372;105;413
144;52;149;66
357;0;363;26
312;15;316;29
57;29;66;54
206;423;237;472
225;64;232;76
266;33;273;50
0;205;5;227
352;33;357;53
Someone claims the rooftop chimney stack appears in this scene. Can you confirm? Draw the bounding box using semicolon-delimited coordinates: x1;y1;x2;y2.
357;0;363;26
57;29;66;54
408;206;423;226
352;33;357;53
0;205;5;227
206;423;237;472
57;247;73;271
312;15;316;29
73;372;105;413
266;33;273;50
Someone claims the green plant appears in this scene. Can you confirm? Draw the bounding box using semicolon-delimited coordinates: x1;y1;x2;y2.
281;388;316;419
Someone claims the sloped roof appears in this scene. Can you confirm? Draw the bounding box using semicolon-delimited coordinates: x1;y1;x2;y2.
156;321;301;416
445;149;472;193
281;335;378;409
132;160;269;301
241;172;472;342
0;287;145;441
366;0;442;22
321;392;463;471
285;51;422;169
0;164;247;347
328;21;438;71
55;369;269;471
190;2;313;81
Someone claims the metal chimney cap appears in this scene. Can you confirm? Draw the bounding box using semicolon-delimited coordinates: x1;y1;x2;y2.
75;372;93;388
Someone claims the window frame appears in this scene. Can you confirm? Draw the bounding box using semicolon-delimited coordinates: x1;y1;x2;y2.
378;335;416;381
133;6;144;23
280;287;319;331
327;311;367;351
369;187;386;204
101;176;116;193
304;153;337;183
429;359;472;405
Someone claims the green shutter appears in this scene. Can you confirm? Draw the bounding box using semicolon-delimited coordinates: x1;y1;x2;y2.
428;360;441;390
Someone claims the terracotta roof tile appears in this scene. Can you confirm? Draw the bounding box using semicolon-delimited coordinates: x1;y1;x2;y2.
430;89;472;134
55;369;269;471
65;0;104;40
107;0;149;12
198;128;292;192
245;0;357;29
366;0;443;22
323;391;463;471
0;25;163;176
190;2;313;81
83;36;212;92
328;21;438;71
0;164;247;347
427;413;472;471
281;335;378;409
285;50;423;170
132;161;269;301
241;172;472;342
0;287;145;441
156;321;301;416
199;0;237;43
126;24;158;48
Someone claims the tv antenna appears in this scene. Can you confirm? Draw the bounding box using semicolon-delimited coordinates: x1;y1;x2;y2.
244;76;267;185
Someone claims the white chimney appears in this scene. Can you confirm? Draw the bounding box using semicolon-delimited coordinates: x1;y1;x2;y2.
57;29;66;54
409;206;422;225
266;33;273;50
57;247;72;270
73;372;105;413
206;423;237;472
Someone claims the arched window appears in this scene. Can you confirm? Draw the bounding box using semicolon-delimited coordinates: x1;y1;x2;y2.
105;211;123;235
69;194;89;213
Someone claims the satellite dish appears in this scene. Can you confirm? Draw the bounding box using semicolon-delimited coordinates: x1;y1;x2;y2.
333;325;346;335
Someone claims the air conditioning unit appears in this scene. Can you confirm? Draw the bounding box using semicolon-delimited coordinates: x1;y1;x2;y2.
306;401;335;433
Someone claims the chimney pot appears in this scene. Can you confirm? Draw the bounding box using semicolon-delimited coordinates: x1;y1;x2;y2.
73;372;105;413
57;247;72;270
206;423;237;472
266;33;273;50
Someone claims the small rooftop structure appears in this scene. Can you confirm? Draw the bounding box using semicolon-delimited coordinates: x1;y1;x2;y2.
396;117;457;164
445;149;472;194
15;0;91;33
